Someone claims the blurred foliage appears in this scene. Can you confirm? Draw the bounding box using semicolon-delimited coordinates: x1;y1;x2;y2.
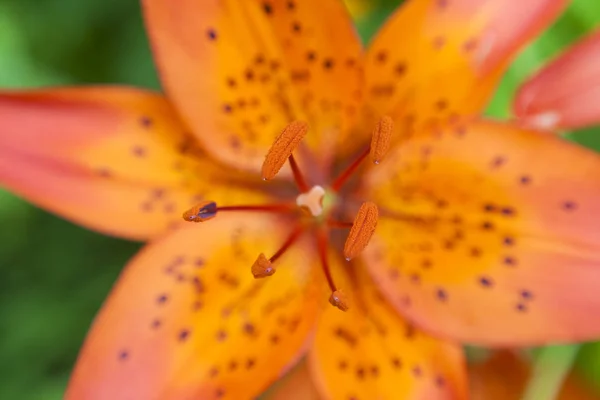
0;0;599;399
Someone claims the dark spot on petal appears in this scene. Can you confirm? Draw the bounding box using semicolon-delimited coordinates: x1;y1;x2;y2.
470;247;481;257
436;376;446;387
483;203;496;212
436;288;448;301
516;303;527;312
323;58;334;69
503;237;515;246
481;221;494;230
291;21;301;33
479;276;493;287
563;201;578;211
132;146;146;157
491;156;506;168
262;2;273;14
139;116;153;127
118;350;129;361
501;207;515;216
151;319;161;329
503;256;517;267
391;357;402;369
376;50;388;63
520;175;531;185
178;329;191;342
216;330;227;341
246;358;256;369
215;388;225;398
156;294;169;305
338;359;348;371
207;29;217;40
394;62;407;76
412;366;423;377
521;290;533;300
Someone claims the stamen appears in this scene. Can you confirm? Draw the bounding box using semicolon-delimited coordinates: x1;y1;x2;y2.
317;228;349;311
330;147;369;192
251;226;304;278
331;116;393;192
344;202;379;260
329;290;350;312
182;201;294;222
370;115;393;164
262;121;309;182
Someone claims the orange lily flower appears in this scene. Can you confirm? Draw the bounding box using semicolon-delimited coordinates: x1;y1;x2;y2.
2;0;600;399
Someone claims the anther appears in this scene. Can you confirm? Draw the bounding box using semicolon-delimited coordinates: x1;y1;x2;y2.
251;253;275;278
182;201;217;222
370;115;393;164
262;121;309;182
344;202;379;260
182;201;294;222
329;290;350;312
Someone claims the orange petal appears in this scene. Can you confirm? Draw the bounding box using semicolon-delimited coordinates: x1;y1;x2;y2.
265;359;321;400
309;260;467;399
515;29;600;131
143;0;364;172
363;118;600;344
66;213;321;400
0;87;265;240
469;351;599;400
362;0;567;142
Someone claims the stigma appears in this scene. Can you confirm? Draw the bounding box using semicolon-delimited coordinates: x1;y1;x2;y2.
296;185;325;217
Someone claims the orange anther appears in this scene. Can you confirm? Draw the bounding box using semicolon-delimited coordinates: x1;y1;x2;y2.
251;253;276;278
262;121;309;180
344;202;379;260
370;116;393;164
182;201;218;222
329;290;350;312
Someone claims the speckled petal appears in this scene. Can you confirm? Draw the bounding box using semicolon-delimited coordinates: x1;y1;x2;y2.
515;29;600;130
361;0;567;144
309;260;467;400
363;118;600;344
0;87;266;240
143;0;364;173
66;213;321;400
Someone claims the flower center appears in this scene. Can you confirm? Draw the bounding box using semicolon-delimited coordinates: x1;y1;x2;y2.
181;117;393;311
296;185;325;217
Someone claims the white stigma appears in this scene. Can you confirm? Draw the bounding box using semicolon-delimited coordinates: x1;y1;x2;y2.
296;185;326;217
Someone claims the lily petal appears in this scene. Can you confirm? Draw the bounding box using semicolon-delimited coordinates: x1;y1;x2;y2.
0;87;265;240
515;29;600;131
66;213;321;400
363;0;567;141
143;0;364;172
265;360;320;400
309;261;467;399
470;351;598;400
363;118;600;345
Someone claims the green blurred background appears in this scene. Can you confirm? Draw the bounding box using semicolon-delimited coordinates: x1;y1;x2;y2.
0;0;600;399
